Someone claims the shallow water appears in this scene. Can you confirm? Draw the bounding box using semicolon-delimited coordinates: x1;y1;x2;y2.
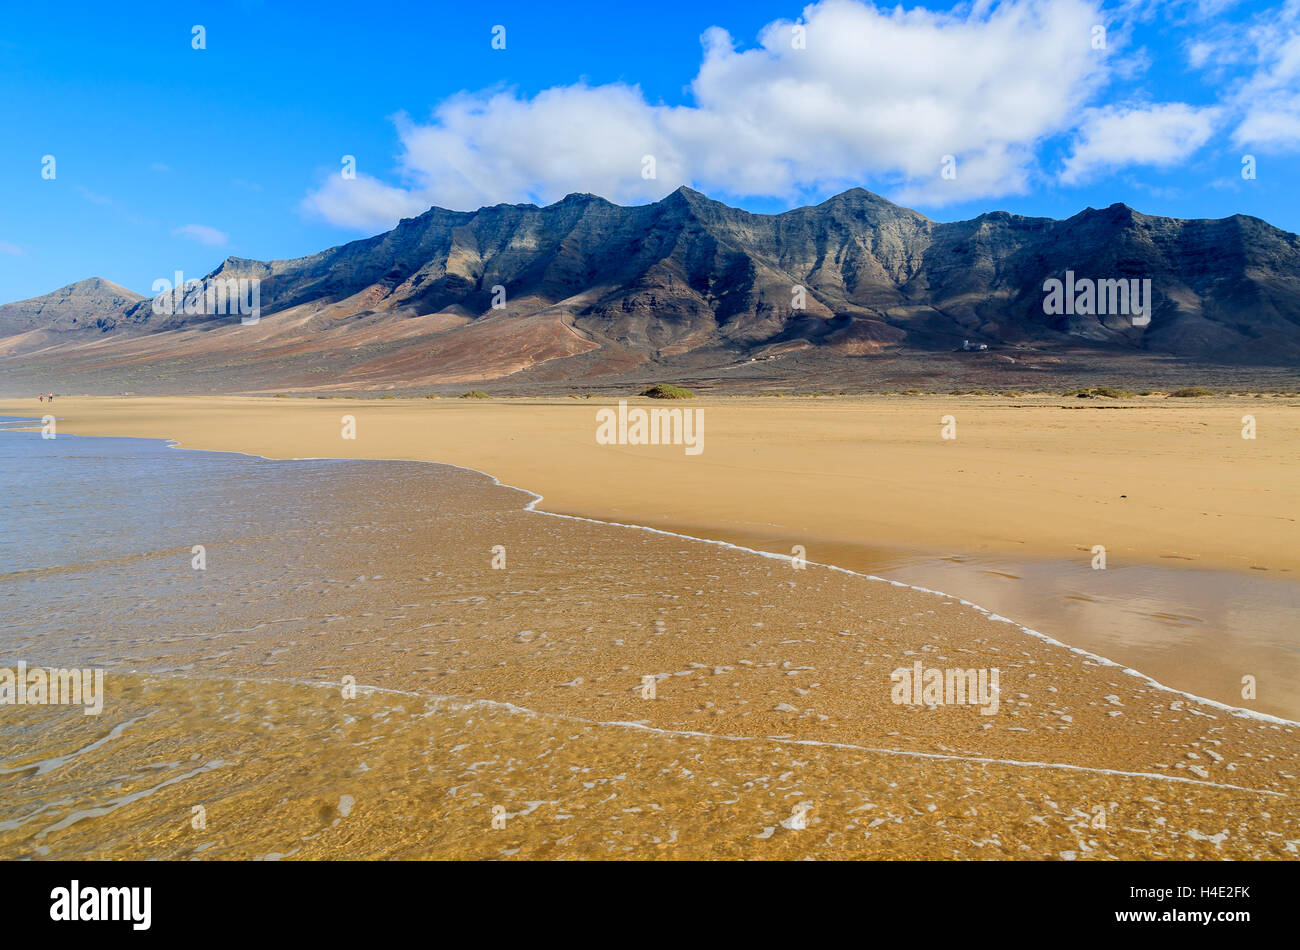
877;554;1300;721
1;423;1296;859
650;524;1300;721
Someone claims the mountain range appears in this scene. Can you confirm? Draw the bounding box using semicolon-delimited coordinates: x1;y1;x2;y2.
4;186;1300;394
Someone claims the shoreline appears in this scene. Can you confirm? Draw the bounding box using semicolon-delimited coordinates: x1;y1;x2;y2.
4;420;1298;860
619;519;1300;720
8;394;1298;575
7;415;1294;728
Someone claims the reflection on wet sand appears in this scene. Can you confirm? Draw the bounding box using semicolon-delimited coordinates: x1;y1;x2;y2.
652;525;1300;721
1;431;1297;859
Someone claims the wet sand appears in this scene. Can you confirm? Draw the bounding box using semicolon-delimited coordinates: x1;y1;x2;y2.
640;525;1300;720
1;428;1297;859
11;393;1300;717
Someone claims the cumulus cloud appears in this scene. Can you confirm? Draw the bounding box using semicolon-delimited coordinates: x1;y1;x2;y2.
303;0;1113;230
1061;103;1221;183
1230;4;1300;149
172;224;229;247
1173;0;1300;151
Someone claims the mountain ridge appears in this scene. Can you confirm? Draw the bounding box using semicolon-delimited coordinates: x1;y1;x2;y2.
4;186;1299;393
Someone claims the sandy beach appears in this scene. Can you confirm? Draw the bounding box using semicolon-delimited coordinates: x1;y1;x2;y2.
14;0;1300;908
11;392;1299;716
14;393;1299;573
2;430;1296;859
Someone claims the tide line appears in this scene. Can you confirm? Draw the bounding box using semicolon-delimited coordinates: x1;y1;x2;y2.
123;669;1294;800
97;431;1300;730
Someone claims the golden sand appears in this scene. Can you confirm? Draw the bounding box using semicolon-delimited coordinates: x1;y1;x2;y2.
0;427;1295;859
2;394;1296;859
20;392;1300;712
19;393;1299;574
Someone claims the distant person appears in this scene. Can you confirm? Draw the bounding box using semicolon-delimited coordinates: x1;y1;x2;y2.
37;394;44;403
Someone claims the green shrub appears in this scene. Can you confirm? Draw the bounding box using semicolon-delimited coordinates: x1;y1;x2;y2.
459;390;491;399
1069;386;1133;399
1170;386;1213;397
639;384;695;399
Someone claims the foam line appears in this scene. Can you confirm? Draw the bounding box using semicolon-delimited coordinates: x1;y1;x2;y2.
26;424;1300;728
128;669;1292;799
454;457;1300;729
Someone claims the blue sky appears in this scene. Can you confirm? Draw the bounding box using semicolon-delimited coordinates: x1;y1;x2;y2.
2;0;1298;303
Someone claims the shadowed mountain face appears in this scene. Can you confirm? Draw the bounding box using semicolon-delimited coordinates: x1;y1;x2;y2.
4;187;1300;393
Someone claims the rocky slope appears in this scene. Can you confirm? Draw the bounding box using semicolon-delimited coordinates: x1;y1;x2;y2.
4;187;1300;392
0;278;143;334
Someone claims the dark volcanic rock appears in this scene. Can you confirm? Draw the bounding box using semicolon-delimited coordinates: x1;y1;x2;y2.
7;187;1300;381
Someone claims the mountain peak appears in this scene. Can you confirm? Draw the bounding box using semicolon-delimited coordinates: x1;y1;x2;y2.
0;275;144;335
831;186;883;201
807;186;931;222
64;276;141;297
655;185;720;217
6;184;1300;381
550;192;613;208
1079;201;1139;217
661;184;710;204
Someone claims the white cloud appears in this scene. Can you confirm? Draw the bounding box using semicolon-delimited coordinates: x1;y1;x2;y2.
0;241;24;256
1060;103;1220;183
303;0;1111;230
1231;5;1300;150
1186;41;1214;69
1178;0;1300;151
302;171;428;230
172;224;229;247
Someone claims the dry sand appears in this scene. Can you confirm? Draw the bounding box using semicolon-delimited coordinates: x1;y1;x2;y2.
14;393;1299;574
